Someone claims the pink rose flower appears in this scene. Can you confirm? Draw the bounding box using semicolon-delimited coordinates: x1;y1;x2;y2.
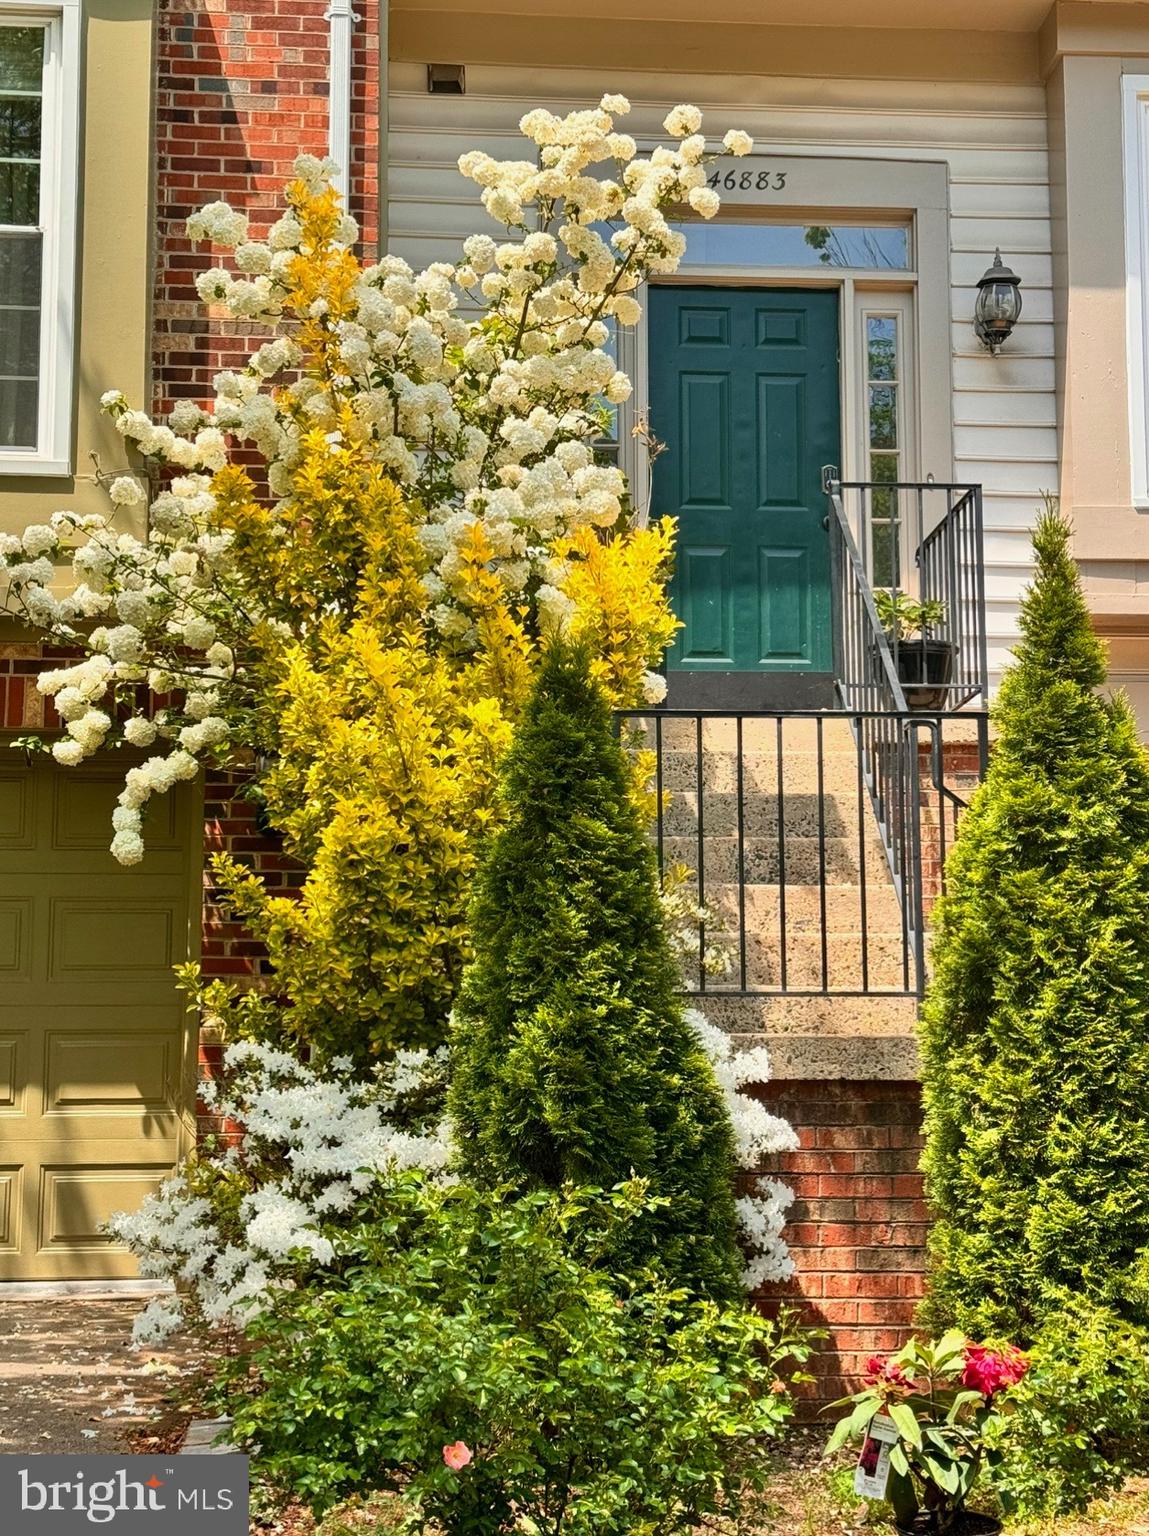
442;1441;473;1471
961;1344;1028;1398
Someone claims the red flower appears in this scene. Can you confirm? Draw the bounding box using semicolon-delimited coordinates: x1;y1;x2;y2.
960;1344;1028;1398
863;1355;913;1390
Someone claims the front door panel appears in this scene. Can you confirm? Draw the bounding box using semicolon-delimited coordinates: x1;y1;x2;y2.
650;287;840;692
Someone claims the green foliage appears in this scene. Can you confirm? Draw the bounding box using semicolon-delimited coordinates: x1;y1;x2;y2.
825;1331;1026;1528
219;1177;810;1535
447;645;742;1300
872;588;947;640
920;506;1149;1340
988;1301;1149;1518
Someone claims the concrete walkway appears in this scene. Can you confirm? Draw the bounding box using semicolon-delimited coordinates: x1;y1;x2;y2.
0;1298;205;1454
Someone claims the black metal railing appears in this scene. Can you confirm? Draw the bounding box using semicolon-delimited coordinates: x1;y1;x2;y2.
618;709;988;1000
830;476;990;711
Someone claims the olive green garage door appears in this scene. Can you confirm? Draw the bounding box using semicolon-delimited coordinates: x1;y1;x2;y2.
0;751;199;1281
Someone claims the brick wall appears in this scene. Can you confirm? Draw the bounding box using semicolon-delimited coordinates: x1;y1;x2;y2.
202;767;302;981
0;642;71;730
153;0;381;418
920;734;987;914
757;1079;928;1408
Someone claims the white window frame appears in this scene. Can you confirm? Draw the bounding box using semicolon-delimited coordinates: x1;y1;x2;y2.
0;0;80;477
1123;75;1149;511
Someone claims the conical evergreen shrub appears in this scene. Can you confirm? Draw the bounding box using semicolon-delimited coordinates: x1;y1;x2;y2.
448;643;742;1300
920;507;1149;1338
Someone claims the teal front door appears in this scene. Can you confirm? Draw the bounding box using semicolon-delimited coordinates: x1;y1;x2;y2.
650;287;840;704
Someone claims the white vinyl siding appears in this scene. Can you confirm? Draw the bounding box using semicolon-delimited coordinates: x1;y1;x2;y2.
388;64;1054;685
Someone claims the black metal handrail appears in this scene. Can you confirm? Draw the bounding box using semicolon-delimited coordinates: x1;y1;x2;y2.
832;476;990;710
618;708;989;1000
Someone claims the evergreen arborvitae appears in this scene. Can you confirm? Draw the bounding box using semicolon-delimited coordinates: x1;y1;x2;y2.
920;507;1149;1339
448;644;742;1301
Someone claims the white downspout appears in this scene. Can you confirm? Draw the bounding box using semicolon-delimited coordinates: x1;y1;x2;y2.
326;0;358;206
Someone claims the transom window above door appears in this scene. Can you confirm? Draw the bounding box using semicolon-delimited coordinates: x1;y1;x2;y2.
668;221;912;271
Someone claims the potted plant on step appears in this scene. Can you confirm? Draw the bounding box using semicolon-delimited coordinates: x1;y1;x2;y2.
873;590;956;710
825;1332;1028;1534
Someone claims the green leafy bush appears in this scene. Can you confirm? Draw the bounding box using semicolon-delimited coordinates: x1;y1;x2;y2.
988;1302;1149;1518
920;507;1149;1339
448;644;743;1300
219;1177;810;1534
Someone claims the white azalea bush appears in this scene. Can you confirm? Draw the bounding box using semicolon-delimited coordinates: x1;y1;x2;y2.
688;1008;799;1289
1;94;753;862
112;1039;452;1345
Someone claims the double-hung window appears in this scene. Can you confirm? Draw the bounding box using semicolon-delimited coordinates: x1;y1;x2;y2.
0;1;79;475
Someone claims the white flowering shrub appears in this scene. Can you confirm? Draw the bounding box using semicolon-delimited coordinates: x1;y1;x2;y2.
686;1008;798;1288
1;96;754;863
110;1040;452;1345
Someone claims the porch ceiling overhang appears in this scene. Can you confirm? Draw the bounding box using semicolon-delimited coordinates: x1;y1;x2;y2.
393;0;1053;28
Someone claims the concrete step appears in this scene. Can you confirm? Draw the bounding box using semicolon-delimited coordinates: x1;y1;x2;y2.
704;881;905;932
701;931;912;992
629;716;861;754
653;751;882;796
660;788;877;839
698;992;919;1039
664;833;891;886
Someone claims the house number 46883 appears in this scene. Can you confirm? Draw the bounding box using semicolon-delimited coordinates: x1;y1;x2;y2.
706;168;788;192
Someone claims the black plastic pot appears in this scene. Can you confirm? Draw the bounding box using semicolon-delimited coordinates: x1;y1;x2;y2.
895;1514;1002;1536
890;638;957;711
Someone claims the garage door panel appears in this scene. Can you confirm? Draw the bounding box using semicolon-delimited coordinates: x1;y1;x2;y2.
0;1033;26;1114
44;1032;176;1118
52;771;182;852
37;1164;171;1255
0;898;31;978
0;753;197;1282
0;768;35;848
0;1168;22;1253
51;899;179;980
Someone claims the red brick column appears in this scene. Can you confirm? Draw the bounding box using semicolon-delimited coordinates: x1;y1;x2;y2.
756;1079;929;1408
153;0;381;418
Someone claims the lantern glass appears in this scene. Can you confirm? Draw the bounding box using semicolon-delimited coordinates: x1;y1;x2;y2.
974;251;1022;350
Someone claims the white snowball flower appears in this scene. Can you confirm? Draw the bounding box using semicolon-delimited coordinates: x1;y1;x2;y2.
123;716;158;748
21;524;56;558
186;200;249;248
182;616;216;650
111;829;145;866
641;670;668;705
688;186;721;220
723;129;754;156
664;104;703;138
685;1007;797;1290
52;739;85;767
108;477;146;508
604;371;633;405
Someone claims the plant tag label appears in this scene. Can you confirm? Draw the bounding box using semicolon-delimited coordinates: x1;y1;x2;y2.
854;1412;899;1500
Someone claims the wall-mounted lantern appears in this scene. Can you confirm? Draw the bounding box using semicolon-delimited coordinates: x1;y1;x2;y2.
974;249;1023;354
